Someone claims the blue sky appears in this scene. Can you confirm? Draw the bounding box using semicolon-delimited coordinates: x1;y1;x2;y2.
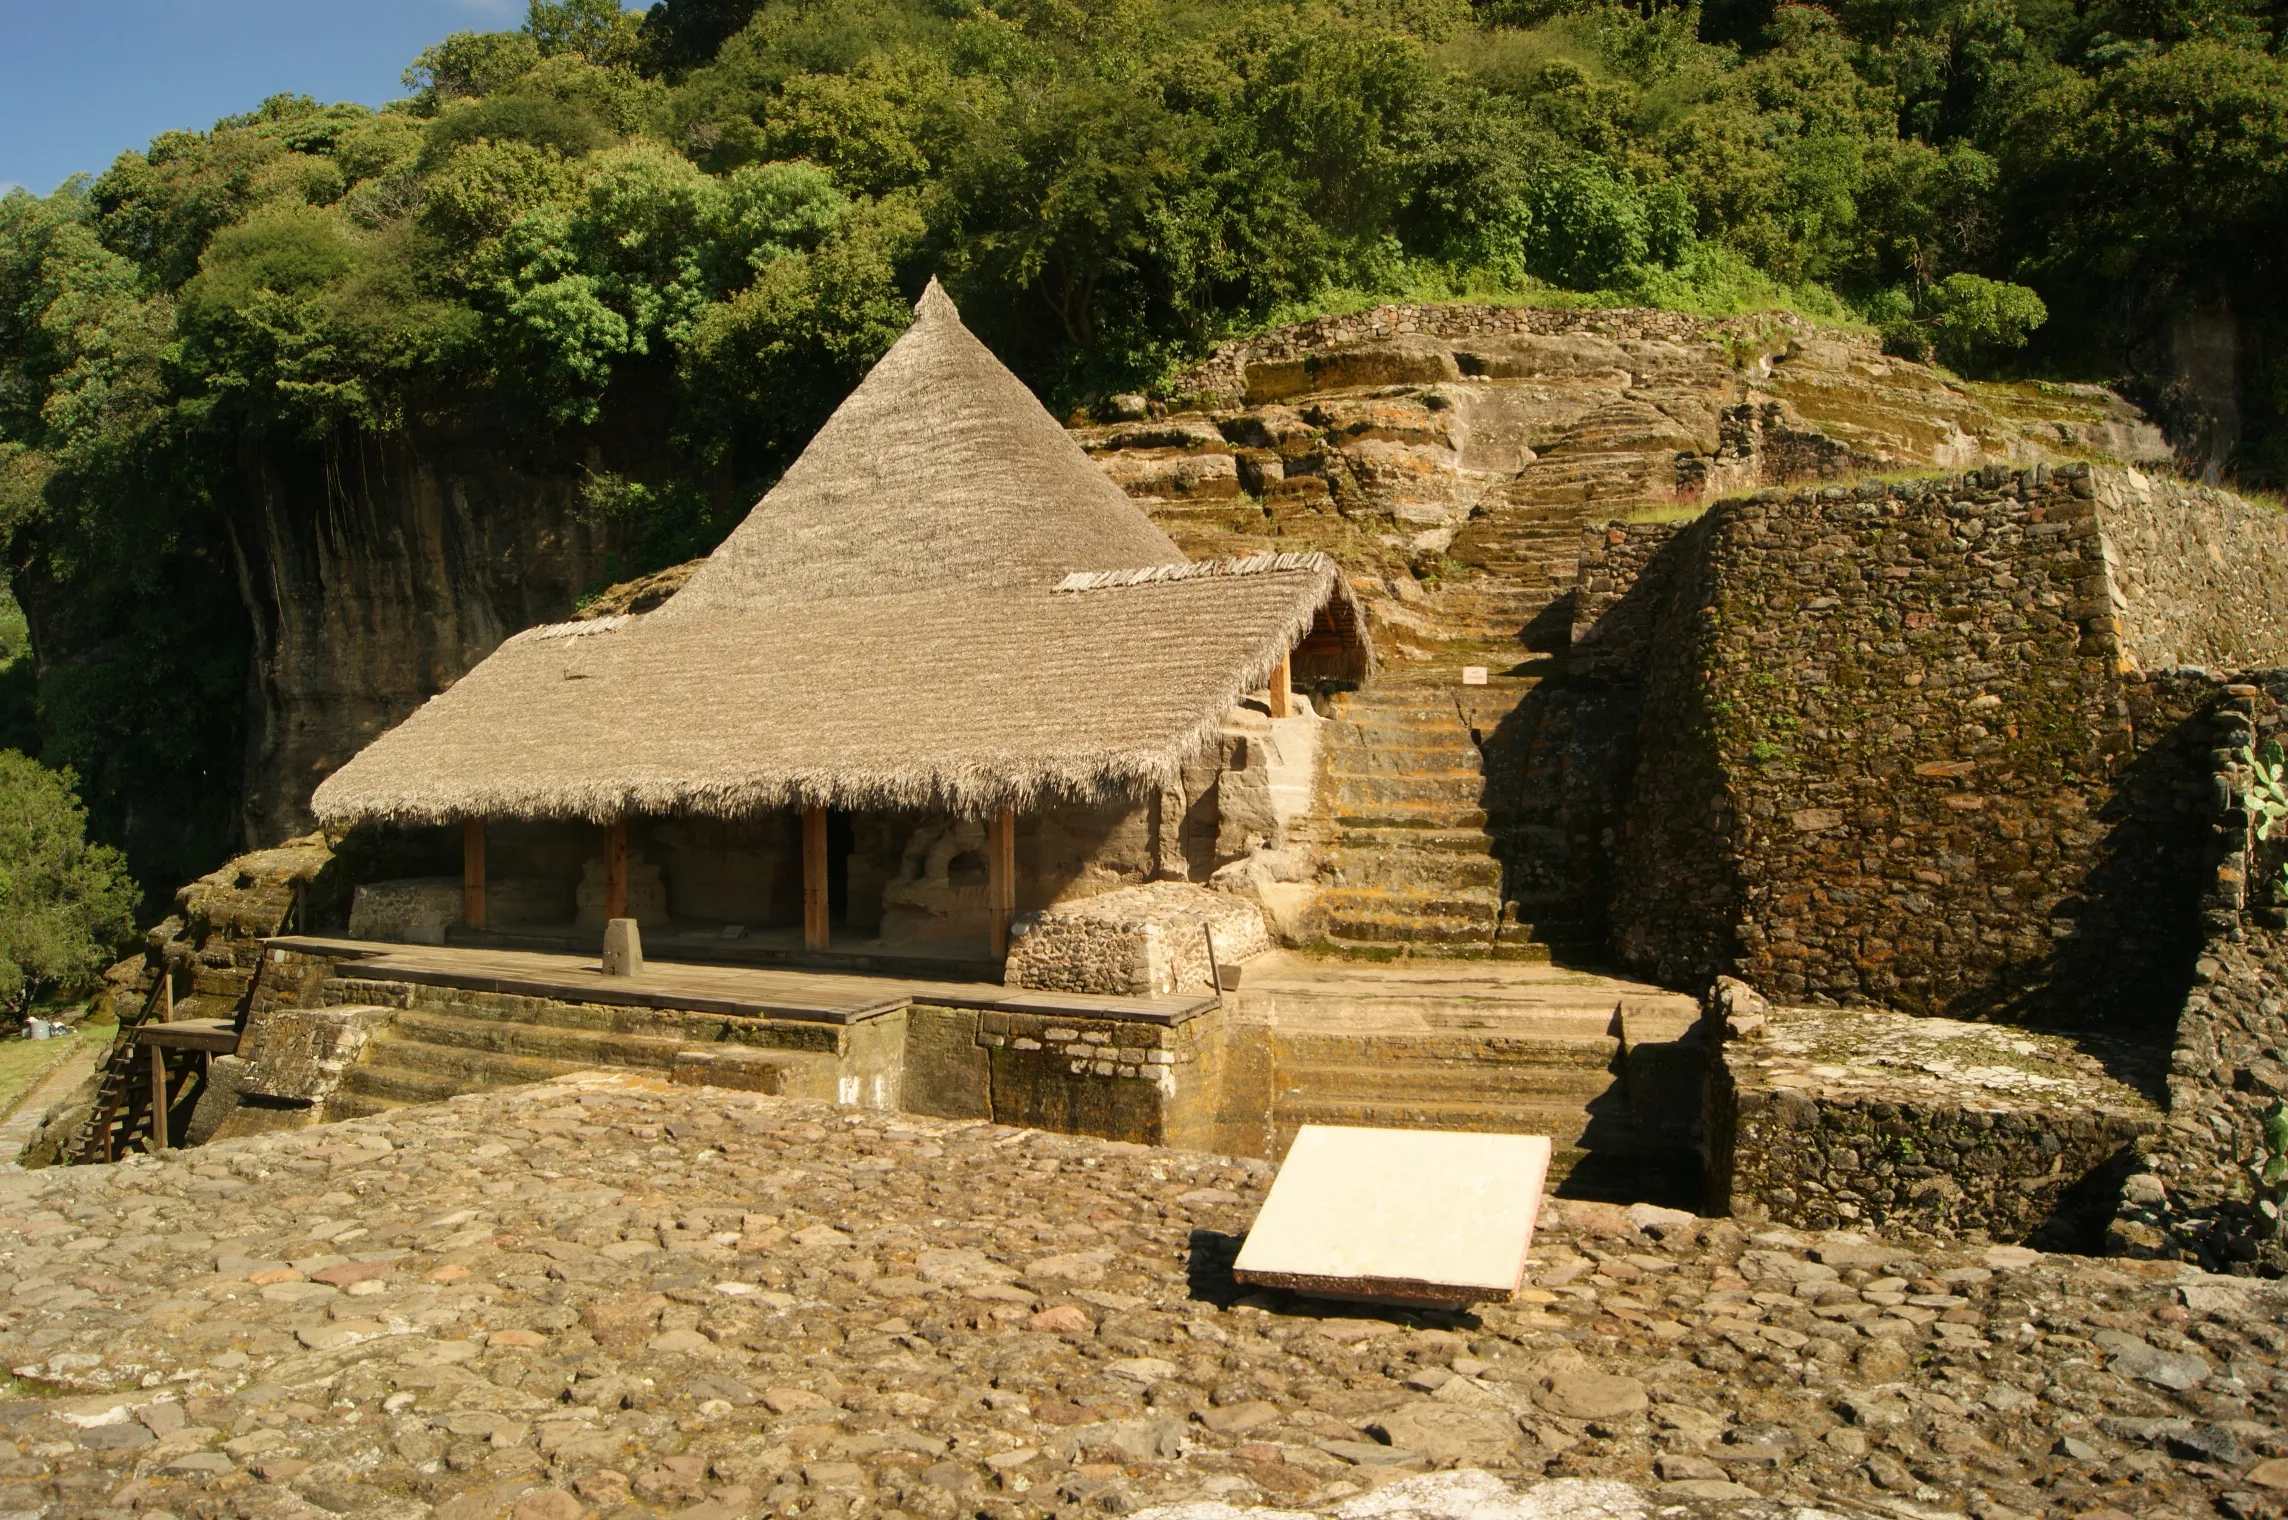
0;0;648;198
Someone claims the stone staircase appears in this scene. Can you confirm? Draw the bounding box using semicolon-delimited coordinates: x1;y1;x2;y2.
1231;956;1704;1202
1308;400;1702;961
316;976;840;1119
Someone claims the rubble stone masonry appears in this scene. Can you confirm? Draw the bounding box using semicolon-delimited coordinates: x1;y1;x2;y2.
1595;464;2280;1024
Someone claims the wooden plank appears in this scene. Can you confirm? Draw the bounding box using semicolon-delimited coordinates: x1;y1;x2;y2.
134;1019;240;1052
463;818;487;930
148;1046;168;1154
1268;649;1292;719
987;807;1017;960
803;805;830;952
604;819;628;923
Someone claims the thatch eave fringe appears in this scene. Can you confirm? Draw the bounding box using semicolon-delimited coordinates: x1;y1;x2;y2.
311;563;1367;830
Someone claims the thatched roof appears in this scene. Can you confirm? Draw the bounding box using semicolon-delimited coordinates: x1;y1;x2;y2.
313;282;1372;827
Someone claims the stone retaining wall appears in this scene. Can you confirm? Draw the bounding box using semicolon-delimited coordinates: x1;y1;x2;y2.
1713;999;2159;1243
1568;519;1694;683
1606;464;2248;1022
169;939;1242;1159
2100;471;2288;672
1603;511;1737;988
2117;676;2288;1267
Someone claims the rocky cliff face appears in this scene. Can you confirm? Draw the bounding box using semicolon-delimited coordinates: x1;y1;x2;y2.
1091;305;2167;575
225;418;634;848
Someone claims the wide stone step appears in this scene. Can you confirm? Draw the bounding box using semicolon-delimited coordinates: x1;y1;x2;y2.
1318;905;1499;944
353;1035;588;1090
1317;939;1504;962
1324;753;1483;780
1331;774;1485;808
336;1057;551;1103
1271;1094;1605;1147
1334;826;1499;856
1326;850;1502;894
1277;1059;1616;1103
1336;716;1476;743
385;1007;688;1071
1274;1029;1619;1068
1333;803;1490;830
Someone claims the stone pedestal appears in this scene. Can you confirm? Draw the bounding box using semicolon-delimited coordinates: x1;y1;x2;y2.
602;917;644;978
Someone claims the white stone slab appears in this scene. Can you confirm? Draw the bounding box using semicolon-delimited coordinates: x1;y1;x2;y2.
1232;1125;1551;1305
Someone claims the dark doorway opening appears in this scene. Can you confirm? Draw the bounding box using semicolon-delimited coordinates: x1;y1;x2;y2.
827;809;855;923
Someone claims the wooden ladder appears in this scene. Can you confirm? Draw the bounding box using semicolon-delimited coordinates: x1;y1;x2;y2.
63;947;269;1164
67;969;176;1163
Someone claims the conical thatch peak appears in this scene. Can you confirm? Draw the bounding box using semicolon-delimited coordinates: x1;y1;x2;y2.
662;278;1184;617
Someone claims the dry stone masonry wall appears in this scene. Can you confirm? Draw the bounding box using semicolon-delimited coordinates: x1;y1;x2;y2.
2100;472;2288;673
2119;677;2288;1268
1711;1000;2158;1244
1599;464;2247;1023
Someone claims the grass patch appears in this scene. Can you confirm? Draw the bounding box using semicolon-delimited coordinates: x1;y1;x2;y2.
1621;500;1711;525
0;1018;114;1120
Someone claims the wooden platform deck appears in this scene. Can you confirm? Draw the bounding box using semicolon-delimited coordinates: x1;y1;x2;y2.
265;936;1219;1027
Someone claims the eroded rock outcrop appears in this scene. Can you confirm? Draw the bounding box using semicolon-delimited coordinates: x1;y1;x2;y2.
1076;304;2170;960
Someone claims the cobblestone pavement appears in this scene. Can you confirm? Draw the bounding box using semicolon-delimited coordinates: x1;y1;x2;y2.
0;1072;2283;1520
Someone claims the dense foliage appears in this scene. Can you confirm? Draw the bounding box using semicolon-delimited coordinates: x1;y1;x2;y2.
1;0;2283;896
0;751;138;1021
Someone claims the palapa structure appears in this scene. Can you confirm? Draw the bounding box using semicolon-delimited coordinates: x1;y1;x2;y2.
313;280;1372;962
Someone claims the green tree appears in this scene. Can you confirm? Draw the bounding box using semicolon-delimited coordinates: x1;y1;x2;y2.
526;0;644;69
0;752;137;1022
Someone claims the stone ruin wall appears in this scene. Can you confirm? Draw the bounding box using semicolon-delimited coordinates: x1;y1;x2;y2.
1592;464;2246;1023
1555;462;2288;1257
2100;471;2288;672
1580;514;1737;987
1567;518;1696;683
2119;676;2288;1266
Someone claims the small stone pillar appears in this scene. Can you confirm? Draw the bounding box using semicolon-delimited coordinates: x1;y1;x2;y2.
602;917;644;978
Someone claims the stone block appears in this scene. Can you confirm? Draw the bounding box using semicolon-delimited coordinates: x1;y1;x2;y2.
349;878;461;945
1007;882;1272;996
223;1003;396;1119
1232;1125;1551;1305
1712;1002;2158;1240
601;918;643;978
670;1048;795;1094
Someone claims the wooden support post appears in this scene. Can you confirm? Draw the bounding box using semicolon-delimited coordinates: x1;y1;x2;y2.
802;805;829;952
604;819;628;923
159;965;173;1023
148;1046;168;1154
988;806;1016;960
1267;649;1293;719
463;818;487;931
